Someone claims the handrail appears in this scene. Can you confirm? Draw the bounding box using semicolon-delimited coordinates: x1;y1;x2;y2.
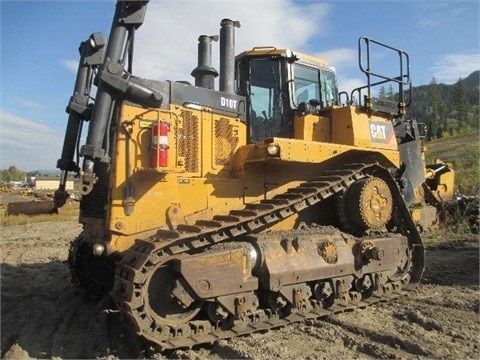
351;36;412;115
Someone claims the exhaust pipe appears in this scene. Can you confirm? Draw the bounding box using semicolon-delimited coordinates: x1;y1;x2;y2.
219;19;240;94
191;35;219;90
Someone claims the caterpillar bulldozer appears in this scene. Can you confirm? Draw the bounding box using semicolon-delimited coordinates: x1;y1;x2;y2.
54;0;453;350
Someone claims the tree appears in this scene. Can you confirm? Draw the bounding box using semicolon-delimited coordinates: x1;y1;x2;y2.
0;166;26;182
378;85;395;100
452;77;469;131
378;85;386;99
387;84;395;100
427;77;447;139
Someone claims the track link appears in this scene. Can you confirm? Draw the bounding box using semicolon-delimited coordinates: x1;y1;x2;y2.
111;162;424;350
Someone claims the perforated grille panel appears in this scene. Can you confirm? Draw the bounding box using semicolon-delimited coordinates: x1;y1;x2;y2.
178;110;199;173
80;162;108;219
214;118;239;166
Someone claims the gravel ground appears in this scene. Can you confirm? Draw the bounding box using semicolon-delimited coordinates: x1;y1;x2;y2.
1;221;478;359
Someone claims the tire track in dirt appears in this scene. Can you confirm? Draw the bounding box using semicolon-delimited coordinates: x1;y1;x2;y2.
1;222;479;359
1;222;150;359
323;314;433;358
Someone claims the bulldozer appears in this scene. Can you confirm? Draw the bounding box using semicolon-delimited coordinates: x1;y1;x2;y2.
54;0;451;350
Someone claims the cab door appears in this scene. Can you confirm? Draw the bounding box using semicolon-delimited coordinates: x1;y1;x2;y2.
237;56;291;142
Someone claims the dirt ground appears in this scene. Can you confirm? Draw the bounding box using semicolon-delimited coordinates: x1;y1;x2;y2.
1;220;479;360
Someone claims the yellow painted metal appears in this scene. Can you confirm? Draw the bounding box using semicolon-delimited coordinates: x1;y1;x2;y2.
434;169;455;202
106;97;403;252
235;137;399;168
294;114;331;142
293;106;398;162
429;160;456;202
410;209;422;223
326;106;398;151
108;103;248;252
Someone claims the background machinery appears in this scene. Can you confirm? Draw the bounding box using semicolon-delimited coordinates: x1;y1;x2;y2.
54;0;450;350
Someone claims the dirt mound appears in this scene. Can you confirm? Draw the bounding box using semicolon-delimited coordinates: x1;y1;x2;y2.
0;194;31;207
1;221;478;359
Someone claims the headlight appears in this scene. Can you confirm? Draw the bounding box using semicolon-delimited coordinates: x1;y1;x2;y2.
266;144;280;157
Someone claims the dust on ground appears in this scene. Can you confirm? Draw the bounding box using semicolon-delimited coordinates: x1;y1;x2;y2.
1;221;479;359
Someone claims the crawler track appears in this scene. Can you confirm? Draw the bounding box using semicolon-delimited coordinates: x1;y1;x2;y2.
111;162;424;350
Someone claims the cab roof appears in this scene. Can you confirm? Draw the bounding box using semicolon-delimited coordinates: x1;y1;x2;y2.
236;47;332;70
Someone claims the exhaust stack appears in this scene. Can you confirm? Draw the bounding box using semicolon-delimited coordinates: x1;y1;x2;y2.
219;19;240;94
191;35;219;89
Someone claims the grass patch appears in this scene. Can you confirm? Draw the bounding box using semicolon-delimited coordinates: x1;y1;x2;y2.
422;213;479;246
425;132;479;162
425;131;480;194
0;200;79;226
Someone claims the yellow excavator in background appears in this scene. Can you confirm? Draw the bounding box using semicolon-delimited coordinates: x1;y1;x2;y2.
53;0;454;350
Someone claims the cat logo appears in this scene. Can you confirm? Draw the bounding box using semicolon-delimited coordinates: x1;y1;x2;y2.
370;123;387;140
369;121;394;144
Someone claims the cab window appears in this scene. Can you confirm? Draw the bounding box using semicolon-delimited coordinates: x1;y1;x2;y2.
321;70;337;107
294;65;319;103
293;64;338;108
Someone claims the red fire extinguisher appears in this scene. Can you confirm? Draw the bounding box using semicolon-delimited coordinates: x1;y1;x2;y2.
151;120;169;168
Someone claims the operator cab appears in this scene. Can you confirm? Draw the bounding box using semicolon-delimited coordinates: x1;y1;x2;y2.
235;48;339;142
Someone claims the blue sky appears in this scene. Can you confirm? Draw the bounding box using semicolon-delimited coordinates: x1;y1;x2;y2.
1;0;479;171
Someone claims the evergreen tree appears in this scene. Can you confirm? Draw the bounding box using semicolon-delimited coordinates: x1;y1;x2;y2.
387;84;395;100
428;77;446;139
453;77;469;131
379;85;386;99
406;71;478;137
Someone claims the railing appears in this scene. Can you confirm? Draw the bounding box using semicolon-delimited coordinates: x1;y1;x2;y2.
351;36;412;116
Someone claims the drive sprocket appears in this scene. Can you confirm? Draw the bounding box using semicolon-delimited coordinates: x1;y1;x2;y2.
339;176;393;232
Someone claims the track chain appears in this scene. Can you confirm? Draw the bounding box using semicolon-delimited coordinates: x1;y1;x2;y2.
111;162;424;350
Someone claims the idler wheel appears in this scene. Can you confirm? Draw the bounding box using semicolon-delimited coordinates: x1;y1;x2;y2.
144;259;201;326
343;177;393;231
68;234;116;297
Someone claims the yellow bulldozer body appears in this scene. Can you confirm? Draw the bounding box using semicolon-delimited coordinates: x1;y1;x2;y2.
108;102;403;252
